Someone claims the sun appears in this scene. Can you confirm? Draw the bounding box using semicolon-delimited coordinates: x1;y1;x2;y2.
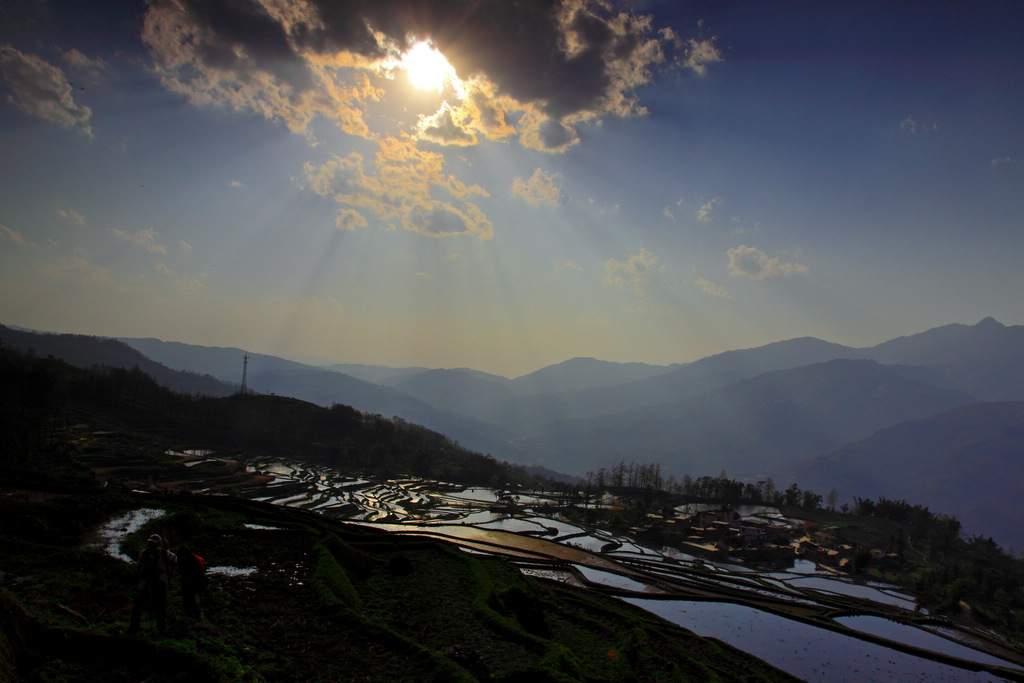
401;42;456;92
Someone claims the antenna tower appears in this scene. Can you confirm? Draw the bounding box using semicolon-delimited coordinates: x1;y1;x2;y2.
241;354;249;394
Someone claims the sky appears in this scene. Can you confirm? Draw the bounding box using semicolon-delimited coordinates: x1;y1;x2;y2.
1;0;1021;378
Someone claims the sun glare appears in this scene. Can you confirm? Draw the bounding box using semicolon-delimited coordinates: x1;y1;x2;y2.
401;42;456;92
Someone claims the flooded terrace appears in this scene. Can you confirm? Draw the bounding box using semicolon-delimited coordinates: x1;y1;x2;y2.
161;455;1024;681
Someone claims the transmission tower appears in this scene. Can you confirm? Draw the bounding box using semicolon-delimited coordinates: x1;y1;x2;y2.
241;354;249;394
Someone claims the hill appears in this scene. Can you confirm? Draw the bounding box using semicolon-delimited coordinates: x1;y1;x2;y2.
0;326;234;397
773;401;1024;550
507;356;677;395
117;336;525;462
0;347;797;682
515;359;976;479
382;368;516;414
249;367;520;461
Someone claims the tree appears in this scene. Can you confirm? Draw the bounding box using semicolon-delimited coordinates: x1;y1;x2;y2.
784;483;802;507
851;547;873;574
801;489;822;511
495;488;519;513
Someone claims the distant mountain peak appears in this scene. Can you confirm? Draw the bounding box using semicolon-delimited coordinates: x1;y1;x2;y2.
975;316;1004;330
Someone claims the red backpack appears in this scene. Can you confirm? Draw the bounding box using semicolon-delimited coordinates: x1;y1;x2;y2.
191;553;210;590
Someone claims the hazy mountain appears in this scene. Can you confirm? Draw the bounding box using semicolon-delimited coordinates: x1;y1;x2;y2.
856;318;1024;401
116;338;522;458
124;318;1022;432
449;337;863;432
424;320;1020;439
19;318;1024;550
861;317;1022;365
381;368;515;415
508;357;677;395
515;359;976;479
120;337;309;382
773;401;1024;550
324;362;433;384
0;326;234;396
385;358;677;428
243;367;519;461
98;319;1024;493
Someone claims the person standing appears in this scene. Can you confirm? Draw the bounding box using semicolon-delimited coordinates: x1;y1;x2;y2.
177;544;208;621
128;534;177;635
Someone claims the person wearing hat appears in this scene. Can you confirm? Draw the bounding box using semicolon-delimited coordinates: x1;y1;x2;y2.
127;534;178;635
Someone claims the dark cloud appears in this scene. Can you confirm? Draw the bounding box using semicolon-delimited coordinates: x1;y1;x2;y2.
144;0;667;122
150;0;314;90
537;118;576;149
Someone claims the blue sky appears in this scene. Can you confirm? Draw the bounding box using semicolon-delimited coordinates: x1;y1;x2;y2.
1;0;1021;377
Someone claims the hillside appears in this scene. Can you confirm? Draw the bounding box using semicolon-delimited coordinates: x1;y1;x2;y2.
1;477;795;682
0;347;798;682
515;359;976;479
46;318;1024;490
863;317;1024;366
0;326;234;397
773;401;1024;550
383;368;516;414
448;337;861;431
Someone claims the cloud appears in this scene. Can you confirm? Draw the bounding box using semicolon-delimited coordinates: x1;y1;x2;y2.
680;37;723;75
305;135;492;239
0;45;93;136
56;209;86;225
694;276;733;299
156;262;205;294
726;245;808;279
603;248;657;294
898;115;936;136
62;48;106;76
1;223;31;246
229;180;247;188
179;240;192;253
990;157;1021;169
37;256;114;288
696;197;719;222
140;0;672;150
335;208;367;231
175;273;205;294
112;227;168;254
415;101;476;146
511;168;564;207
554;260;582;272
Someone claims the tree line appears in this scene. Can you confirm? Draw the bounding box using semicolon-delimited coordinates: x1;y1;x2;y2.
582;461;832;511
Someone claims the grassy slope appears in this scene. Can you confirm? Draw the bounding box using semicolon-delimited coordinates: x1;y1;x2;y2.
0;439;797;682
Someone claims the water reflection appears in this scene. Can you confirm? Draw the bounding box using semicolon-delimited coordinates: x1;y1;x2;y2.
85;508;166;562
625;598;1012;682
787;575;916;609
193;458;1023;676
208;566;257;577
834;616;1023;672
575;565;658;593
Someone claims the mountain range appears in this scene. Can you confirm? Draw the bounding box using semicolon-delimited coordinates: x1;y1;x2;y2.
2;317;1021;548
772;401;1024;552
